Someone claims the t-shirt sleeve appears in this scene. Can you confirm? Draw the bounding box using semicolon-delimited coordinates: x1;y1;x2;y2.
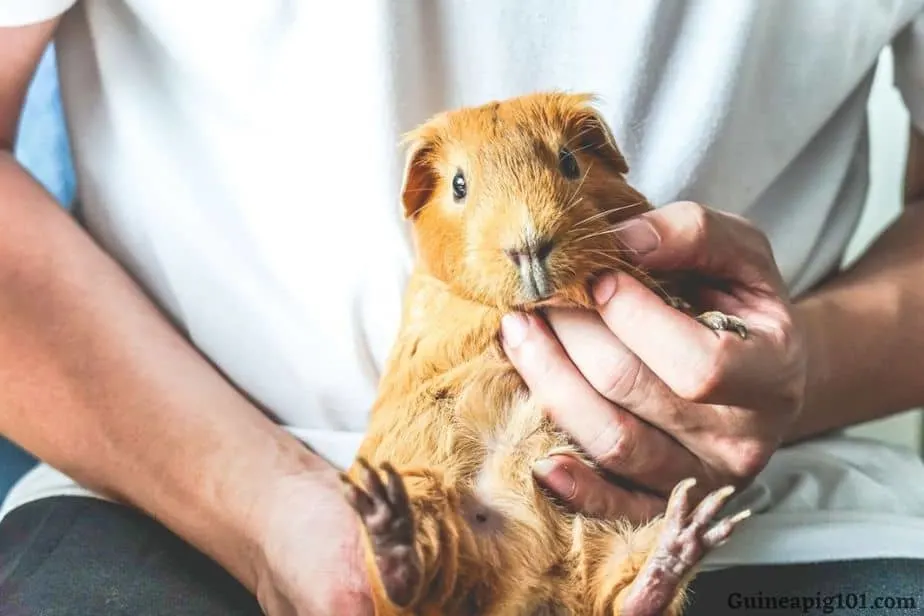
0;0;78;27
894;9;924;132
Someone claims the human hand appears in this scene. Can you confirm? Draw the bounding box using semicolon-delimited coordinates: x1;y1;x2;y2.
249;468;373;616
501;201;807;522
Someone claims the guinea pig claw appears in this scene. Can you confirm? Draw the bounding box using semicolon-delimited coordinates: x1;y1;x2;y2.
343;459;424;608
665;295;693;312
696;310;749;340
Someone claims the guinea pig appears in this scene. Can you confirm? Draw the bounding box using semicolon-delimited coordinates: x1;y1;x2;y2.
341;91;751;616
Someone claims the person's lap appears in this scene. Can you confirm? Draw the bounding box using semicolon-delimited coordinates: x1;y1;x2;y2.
0;497;921;616
0;496;262;615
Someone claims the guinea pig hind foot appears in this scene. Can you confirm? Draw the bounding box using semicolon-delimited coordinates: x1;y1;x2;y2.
340;459;425;609
614;479;751;616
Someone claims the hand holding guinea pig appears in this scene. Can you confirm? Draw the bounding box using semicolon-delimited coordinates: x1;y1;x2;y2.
502;200;808;522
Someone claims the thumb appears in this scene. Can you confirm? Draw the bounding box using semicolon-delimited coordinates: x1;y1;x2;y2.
613;201;784;293
532;454;665;524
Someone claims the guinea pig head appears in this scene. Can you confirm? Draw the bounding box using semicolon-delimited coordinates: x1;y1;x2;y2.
400;92;652;311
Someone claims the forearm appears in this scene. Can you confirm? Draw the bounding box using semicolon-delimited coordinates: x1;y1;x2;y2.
787;200;924;442
0;152;334;590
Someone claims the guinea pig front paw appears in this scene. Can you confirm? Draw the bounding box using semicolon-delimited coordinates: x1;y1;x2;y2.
340;458;424;608
695;310;749;340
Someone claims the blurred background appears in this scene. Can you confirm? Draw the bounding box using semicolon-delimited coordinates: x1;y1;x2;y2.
1;45;920;502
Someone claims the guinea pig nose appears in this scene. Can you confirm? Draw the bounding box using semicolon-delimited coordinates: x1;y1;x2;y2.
504;238;554;265
504;247;527;265
506;237;556;302
534;239;553;262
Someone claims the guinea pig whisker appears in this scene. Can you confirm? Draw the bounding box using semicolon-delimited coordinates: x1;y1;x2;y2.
568;248;634;263
565;247;636;257
568;140;604;156
571;225;642;245
561;196;585;218
563;125;598;150
410;198;444;217
572;249;632;266
567;248;673;302
569;200;645;233
560;166;593;217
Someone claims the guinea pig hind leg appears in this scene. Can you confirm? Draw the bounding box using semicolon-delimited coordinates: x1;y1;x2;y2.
340;459;425;610
340;458;455;614
610;479;751;616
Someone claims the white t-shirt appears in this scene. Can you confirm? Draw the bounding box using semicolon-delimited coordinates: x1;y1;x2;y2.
3;0;924;570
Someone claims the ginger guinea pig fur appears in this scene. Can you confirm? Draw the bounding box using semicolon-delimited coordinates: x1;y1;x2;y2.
341;92;750;616
401;91;651;311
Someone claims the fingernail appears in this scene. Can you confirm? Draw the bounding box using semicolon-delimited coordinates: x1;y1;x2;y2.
533;458;576;500
592;274;618;305
500;313;530;348
614;218;660;255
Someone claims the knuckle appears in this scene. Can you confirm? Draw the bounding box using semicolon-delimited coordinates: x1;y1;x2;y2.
727;213;776;265
716;209;776;265
778;382;806;418
745;231;776;270
593;422;638;470
726;439;773;479
676;201;711;237
766;311;800;354
672;339;734;403
725;211;761;238
597;353;645;403
753;228;774;258
764;313;809;411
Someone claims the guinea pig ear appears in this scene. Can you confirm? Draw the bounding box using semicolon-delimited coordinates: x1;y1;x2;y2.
399;137;438;220
570;105;629;175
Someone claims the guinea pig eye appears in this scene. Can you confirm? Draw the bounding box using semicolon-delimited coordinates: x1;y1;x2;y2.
452;170;467;201
558;147;580;180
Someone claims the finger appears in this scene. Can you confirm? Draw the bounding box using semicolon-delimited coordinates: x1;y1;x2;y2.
612;201;786;296
544;307;689;432
532;454;666;524
593;271;778;409
544;301;781;488
501;312;706;493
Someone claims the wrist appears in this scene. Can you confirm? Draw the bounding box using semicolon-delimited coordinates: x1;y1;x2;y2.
785;278;910;443
784;296;834;443
236;435;364;588
244;446;371;608
194;428;339;593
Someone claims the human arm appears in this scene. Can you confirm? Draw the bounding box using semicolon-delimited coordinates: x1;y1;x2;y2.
0;19;369;615
790;124;924;440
